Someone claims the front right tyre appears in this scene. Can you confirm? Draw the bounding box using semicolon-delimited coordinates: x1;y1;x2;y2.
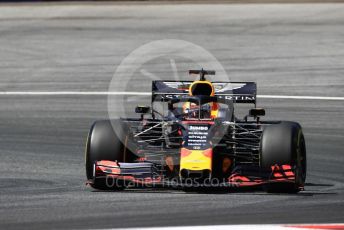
85;119;131;190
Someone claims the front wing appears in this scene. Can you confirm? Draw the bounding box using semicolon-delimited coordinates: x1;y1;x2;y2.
87;160;300;190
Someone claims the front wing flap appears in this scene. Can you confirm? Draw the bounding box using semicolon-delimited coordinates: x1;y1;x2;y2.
228;164;298;187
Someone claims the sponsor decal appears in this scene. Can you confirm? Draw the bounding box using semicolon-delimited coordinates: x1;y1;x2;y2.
189;126;208;131
185;124;210;149
159;94;255;101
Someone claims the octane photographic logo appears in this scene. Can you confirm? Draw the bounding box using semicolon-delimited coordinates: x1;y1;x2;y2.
108;39;232;185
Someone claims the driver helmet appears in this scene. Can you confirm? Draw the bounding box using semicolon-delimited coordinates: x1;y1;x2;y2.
183;80;218;118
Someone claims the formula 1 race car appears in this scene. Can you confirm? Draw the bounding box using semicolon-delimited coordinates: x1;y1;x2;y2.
85;69;306;193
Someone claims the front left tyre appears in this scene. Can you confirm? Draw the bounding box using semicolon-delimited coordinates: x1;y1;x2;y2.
260;121;307;193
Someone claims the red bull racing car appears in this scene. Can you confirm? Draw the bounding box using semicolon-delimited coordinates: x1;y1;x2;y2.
85;69;306;193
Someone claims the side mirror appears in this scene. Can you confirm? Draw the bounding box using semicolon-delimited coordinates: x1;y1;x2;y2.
249;108;265;117
135;106;150;114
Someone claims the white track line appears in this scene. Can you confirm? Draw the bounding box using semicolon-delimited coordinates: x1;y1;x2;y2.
110;223;344;230
258;95;344;101
0;91;150;96
0;91;343;101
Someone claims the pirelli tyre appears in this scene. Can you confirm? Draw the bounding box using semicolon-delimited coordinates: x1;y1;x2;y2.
85;119;132;190
260;121;307;193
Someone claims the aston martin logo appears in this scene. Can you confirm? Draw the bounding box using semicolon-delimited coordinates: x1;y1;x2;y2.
214;83;246;92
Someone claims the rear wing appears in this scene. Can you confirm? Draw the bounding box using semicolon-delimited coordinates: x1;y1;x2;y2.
152;81;257;104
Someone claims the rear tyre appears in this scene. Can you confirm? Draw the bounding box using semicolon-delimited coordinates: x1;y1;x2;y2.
85;119;131;190
260;121;306;193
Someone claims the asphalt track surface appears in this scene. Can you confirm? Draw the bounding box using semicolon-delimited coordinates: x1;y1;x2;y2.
0;3;344;229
